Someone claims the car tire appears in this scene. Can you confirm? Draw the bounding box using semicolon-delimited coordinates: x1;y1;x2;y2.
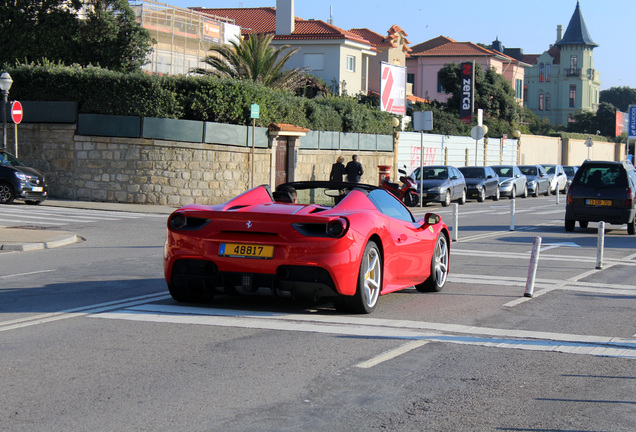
25;200;42;205
533;187;539;198
344;240;382;314
522;184;528;198
0;181;15;205
477;188;485;202
579;221;589;229
416;233;449;293
628;217;636;235
509;186;516;200
565;219;575;232
458;189;467;205
492;188;500;201
442;190;451;207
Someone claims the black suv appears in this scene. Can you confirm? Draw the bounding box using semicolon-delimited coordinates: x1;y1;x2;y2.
565;160;636;234
0;150;49;205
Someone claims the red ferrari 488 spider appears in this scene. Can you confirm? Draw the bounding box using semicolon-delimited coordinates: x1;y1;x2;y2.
164;181;450;313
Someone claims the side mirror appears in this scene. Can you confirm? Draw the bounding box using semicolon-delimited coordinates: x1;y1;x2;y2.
423;212;440;225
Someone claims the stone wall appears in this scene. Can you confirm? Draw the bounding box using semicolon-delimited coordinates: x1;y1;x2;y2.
10;123;392;206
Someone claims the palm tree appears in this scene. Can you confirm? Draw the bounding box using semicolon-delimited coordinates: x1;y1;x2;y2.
193;33;308;91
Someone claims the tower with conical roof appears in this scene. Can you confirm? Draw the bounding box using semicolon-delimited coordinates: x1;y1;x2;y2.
523;1;601;125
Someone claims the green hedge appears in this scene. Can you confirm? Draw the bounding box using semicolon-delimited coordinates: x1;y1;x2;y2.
4;63;394;134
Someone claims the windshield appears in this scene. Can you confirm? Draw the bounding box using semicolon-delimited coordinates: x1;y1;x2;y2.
0;151;25;167
492;166;513;177
414;167;448;180
544;166;556;174
458;167;484;178
577;166;626;187
563;166;576;176
519;166;537;176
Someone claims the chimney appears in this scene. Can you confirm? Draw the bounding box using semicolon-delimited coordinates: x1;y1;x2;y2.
556;24;563;43
276;0;295;35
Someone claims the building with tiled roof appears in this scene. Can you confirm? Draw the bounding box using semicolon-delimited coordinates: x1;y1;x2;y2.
192;0;377;95
523;1;600;125
349;25;412;97
406;35;529;106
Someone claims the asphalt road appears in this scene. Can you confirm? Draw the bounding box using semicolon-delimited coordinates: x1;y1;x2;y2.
0;196;634;431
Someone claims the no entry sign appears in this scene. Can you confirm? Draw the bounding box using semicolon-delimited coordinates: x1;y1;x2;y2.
11;101;23;124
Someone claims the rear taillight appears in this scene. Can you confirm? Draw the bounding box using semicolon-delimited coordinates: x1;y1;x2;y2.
626;187;634;207
566;186;573;204
327;218;349;238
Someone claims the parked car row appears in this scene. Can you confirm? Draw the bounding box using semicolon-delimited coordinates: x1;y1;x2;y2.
407;163;576;207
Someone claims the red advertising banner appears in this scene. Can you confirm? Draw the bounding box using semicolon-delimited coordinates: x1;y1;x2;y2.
459;62;474;124
616;110;628;137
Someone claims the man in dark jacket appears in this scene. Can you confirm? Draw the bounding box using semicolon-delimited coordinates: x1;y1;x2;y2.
345;154;364;183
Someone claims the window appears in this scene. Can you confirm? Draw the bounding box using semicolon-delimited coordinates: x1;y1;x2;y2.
515;79;523;99
570;55;578;73
545;96;551;111
523;85;528;102
539;94;544;111
437;72;445;93
346;55;355;72
407;73;415;85
569;85;577;108
304;53;324;71
368;190;415;223
539;63;544;82
545;63;551;82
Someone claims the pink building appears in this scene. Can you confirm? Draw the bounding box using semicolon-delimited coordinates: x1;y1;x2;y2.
406;36;528;105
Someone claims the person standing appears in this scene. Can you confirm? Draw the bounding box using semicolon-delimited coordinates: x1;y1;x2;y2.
329;156;346;182
345;154;364;183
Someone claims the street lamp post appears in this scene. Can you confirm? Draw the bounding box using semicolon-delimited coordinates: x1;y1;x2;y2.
0;72;14;150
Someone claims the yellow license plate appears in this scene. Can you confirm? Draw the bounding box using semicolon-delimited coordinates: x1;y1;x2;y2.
586;199;612;206
219;243;274;259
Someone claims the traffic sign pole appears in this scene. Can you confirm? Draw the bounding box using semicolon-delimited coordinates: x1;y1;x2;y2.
11;101;23;156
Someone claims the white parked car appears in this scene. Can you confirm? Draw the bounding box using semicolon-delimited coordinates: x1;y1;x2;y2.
542;164;568;194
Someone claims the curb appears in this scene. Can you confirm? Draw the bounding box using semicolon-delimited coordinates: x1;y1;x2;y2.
0;233;79;252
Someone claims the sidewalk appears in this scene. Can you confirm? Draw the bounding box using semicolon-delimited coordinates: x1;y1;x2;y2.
0;199;176;252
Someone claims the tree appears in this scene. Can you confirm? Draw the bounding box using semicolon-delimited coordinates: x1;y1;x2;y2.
437;62;523;125
193;33;308;91
78;0;154;73
0;0;152;72
600;86;636;112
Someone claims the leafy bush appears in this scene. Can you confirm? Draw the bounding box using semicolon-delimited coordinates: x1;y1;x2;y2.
3;63;394;134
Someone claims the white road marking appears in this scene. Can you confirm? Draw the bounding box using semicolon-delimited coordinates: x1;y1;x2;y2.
451;249;636;266
91;304;636;360
355;340;430;368
0;293;171;332
0;269;56;279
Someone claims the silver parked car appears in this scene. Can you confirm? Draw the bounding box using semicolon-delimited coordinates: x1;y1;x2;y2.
519;164;550;197
490;165;527;199
542;164;568;194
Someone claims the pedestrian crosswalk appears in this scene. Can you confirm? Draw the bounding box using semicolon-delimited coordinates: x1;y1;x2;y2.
0;205;166;228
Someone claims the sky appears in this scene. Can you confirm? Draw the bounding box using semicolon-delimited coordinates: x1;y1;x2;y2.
159;0;633;90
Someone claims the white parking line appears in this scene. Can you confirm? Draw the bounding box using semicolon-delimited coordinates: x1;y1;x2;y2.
91;304;636;360
355;340;430;368
0;293;171;332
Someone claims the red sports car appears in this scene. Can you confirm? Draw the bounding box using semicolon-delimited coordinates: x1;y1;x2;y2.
164;181;450;314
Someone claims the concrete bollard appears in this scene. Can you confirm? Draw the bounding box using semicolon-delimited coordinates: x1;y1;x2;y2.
596;221;605;269
452;203;458;242
524;236;542;298
556;188;560;204
510;198;515;231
